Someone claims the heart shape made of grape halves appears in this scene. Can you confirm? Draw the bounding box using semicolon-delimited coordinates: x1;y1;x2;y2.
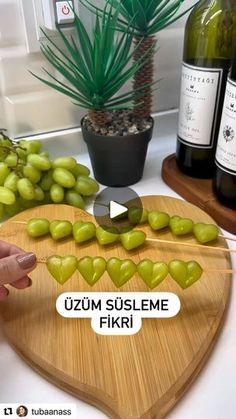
96;226;119;245
49;220;73;240
169;216;194;236
73;221;96;243
106;258;137;288
193;223;219;244
77;256;106;285
137;259;169;289
148;211;170;231
46;255;78;284
168;260;203;289
120;230;146;251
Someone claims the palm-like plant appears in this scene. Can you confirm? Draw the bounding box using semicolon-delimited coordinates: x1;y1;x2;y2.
82;0;195;118
31;3;155;126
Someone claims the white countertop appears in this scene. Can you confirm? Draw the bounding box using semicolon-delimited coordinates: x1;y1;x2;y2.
0;112;235;419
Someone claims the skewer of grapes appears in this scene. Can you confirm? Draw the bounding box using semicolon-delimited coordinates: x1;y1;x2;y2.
25;218;236;254
35;255;235;289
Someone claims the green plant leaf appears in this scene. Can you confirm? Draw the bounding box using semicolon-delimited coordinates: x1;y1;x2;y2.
32;0;160;113
40;45;91;98
56;27;91;78
150;3;197;33
29;70;92;108
73;10;94;75
130;0;147;33
87;0;196;36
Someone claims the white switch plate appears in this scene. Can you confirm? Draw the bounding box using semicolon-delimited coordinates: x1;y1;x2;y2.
19;0;92;53
56;1;75;25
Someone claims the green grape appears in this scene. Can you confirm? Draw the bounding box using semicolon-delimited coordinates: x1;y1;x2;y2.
65;189;85;209
27;218;50;238
23;164;41;183
0;186;16;205
0;202;4;219
128;207;149;224
16;143;27;159
74;175;99;196
0;163;10;185
0;138;12;160
39;151;49;158
34;185;45;201
17;178;35;200
27;153;51;171
50;184;64;203
73;221;96;243
4;172;19;192
52;168;76;188
46;255;78;284
40;171;54;191
28;140;41;154
50;220;72;240
18;140;41;155
72;163;90;177
5;152;18;168
52;157;77;171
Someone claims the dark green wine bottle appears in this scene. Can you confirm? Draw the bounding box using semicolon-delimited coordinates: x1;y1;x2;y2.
176;0;236;178
213;53;236;208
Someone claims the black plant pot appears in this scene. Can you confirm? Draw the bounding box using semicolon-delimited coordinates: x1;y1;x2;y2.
81;117;154;187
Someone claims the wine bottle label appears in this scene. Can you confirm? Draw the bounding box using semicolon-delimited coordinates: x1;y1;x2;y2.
215;79;236;175
178;63;223;148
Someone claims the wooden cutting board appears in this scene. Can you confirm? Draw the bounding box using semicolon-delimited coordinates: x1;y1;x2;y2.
0;196;232;419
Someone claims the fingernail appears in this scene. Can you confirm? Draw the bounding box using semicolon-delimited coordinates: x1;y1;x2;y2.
16;253;37;270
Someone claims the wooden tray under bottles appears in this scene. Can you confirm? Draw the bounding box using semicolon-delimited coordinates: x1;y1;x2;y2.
162;154;236;235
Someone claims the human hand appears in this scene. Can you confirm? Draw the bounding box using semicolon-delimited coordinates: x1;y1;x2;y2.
0;240;36;301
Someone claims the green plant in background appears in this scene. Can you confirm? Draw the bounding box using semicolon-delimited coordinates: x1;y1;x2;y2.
82;0;196;118
31;2;155;126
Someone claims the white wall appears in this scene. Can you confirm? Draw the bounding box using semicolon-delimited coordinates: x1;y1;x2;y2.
0;0;196;138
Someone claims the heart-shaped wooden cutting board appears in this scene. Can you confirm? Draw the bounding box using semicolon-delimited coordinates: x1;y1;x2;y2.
0;196;231;419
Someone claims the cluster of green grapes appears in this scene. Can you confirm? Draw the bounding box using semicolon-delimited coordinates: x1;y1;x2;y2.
0;130;99;221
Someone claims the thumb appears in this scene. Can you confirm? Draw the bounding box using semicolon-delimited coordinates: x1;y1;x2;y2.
0;252;37;286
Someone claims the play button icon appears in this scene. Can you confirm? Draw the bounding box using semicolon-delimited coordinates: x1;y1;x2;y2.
109;201;128;219
93;187;143;233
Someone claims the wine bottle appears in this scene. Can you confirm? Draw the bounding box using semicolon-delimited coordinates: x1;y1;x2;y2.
213;54;236;208
176;0;236;178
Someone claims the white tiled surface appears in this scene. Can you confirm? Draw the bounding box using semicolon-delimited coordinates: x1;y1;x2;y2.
3;90;80;138
0;113;235;419
0;0;24;47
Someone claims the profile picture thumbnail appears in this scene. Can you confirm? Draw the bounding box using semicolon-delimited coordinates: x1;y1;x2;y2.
16;405;28;417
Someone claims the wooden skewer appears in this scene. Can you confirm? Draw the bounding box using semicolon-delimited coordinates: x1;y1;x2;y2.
205;268;235;274
145;237;236;253
37;259;46;263
37;258;236;274
11;221;27;224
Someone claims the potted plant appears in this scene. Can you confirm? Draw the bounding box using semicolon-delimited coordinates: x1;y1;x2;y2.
82;0;195;119
31;2;156;187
